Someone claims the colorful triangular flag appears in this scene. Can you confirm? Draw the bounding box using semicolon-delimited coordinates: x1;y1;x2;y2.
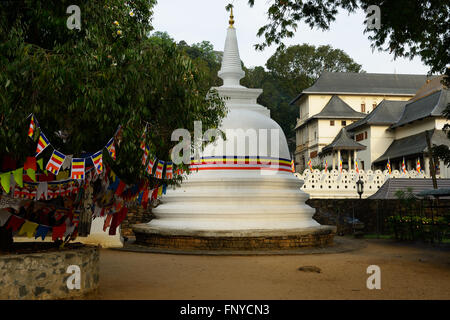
35;132;50;157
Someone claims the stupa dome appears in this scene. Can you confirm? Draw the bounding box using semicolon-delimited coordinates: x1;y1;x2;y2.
132;9;335;250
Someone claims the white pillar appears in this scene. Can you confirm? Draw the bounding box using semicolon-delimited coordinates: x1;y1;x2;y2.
424;157;430;177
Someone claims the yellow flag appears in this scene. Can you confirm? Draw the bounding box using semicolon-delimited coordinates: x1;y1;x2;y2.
0;172;11;193
18;221;39;238
13;168;24;188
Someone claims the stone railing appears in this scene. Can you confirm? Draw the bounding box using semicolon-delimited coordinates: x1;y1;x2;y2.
295;169;435;199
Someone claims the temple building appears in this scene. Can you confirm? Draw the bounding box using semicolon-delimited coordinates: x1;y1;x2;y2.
346;75;450;178
290;72;431;172
132;9;335;250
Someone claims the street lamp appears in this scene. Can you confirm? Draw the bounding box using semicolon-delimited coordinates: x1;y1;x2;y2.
356;177;364;199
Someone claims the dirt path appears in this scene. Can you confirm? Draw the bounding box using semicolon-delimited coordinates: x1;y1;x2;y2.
88;239;450;300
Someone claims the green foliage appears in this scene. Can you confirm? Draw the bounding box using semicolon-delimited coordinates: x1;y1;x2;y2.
242;44;362;152
247;0;449;75
0;0;226;185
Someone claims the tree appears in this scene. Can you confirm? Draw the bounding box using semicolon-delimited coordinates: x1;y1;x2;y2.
0;0;226;184
242;44;362;152
0;1;226;249
247;0;449;77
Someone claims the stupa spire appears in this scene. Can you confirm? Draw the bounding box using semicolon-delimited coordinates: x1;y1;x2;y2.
218;6;245;87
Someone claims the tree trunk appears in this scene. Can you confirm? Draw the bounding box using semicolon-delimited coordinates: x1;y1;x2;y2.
0;226;13;252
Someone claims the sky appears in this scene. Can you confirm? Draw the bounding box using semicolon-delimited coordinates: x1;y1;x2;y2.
152;0;431;75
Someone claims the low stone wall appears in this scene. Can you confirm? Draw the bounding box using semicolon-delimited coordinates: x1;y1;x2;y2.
307;198;450;235
133;226;336;251
121;207;153;238
0;245;99;300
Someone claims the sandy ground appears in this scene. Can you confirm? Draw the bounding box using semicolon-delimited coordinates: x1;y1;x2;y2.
87;238;450;300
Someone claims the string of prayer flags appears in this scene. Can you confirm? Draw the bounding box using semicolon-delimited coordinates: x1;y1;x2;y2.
35;225;50;240
165;162;173;179
18;220;39;238
106;138;116;160
71;158;85;180
46;150;66;175
91;150;103;174
35;132;50;156
155;160;165;179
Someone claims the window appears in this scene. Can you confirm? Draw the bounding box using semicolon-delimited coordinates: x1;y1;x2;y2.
365;131;368;139
356;133;364;141
361;103;366;113
361;161;365;170
330;120;335;126
372;103;377;110
341;120;347;126
314;131;317;140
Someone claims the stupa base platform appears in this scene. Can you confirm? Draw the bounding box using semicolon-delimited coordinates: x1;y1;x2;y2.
132;224;336;252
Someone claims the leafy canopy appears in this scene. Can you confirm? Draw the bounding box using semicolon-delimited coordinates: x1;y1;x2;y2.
0;0;226;184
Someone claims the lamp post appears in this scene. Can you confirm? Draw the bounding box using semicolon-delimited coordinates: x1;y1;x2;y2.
356;177;364;199
353;177;365;236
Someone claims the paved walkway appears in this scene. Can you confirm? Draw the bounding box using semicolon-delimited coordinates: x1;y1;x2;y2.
87;238;450;300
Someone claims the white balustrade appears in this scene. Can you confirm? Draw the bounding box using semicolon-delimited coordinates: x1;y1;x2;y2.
295;169;437;199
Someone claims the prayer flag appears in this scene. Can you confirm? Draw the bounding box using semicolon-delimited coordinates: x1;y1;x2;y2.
416;158;421;173
291;160;295;173
28;115;36;138
91;150;103;174
401;158;407;173
155;160;165;179
18;221;39;238
71;158;85;180
35;225;50;240
142;146;149;166
106;138;116;160
307;159;313;171
387;158;392;174
35;132;50;156
46;150;66;175
146;157;156;175
165;161;173;179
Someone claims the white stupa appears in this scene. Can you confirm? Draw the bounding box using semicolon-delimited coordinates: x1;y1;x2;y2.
133;9;335;250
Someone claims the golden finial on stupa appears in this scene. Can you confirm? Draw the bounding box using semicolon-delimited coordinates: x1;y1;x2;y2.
229;7;234;28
